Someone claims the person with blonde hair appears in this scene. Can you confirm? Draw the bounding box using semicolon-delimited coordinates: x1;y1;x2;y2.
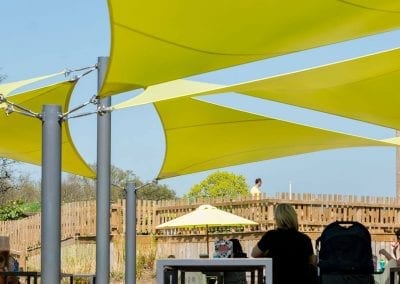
251;203;317;284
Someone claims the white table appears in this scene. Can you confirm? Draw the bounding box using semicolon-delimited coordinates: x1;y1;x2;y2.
156;258;273;284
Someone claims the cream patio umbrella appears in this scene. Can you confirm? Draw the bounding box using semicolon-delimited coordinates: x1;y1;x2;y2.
156;204;258;256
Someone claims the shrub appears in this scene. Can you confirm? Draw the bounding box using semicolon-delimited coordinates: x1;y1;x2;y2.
0;201;25;220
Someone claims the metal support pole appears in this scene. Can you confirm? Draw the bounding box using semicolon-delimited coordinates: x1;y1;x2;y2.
41;105;62;284
96;56;111;284
125;182;136;284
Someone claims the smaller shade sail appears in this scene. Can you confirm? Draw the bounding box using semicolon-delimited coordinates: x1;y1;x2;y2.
212;47;400;130
155;97;398;179
382;137;400;144
0;71;65;96
0;81;95;178
101;0;400;97
112;79;222;110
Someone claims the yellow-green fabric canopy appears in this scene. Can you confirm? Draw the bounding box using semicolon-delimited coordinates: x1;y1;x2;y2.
155;97;398;179
0;71;64;96
208;47;400;130
112;79;222;109
0;81;95;178
115;47;400;131
101;0;400;97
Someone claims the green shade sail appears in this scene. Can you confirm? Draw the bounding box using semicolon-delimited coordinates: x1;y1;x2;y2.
0;81;95;178
115;47;400;131
155;97;398;179
101;0;400;97
209;47;400;130
112;79;222;109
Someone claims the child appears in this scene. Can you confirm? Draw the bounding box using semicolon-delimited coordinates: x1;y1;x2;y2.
379;228;400;265
224;238;247;284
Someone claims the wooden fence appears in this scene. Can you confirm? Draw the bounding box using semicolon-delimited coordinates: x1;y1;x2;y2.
154;193;400;240
1;192;400;259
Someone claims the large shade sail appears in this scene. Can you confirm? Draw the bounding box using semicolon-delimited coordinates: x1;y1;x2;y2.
0;71;65;96
0;81;95;178
115;47;400;131
155;98;398;179
101;0;400;97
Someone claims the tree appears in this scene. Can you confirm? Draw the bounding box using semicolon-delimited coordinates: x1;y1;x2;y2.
60;164;177;202
7;173;40;204
0;158;18;204
108;165;176;201
110;165;137;201
0;75;17;205
0;71;6;83
61;164;137;202
61;174;95;203
186;171;249;199
136;183;176;200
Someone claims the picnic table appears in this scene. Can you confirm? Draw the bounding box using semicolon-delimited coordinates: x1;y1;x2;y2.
156;258;273;284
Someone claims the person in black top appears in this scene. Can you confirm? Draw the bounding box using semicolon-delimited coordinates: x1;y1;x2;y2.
251;203;317;284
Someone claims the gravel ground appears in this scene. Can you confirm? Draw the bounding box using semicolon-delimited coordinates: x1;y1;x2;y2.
109;270;156;284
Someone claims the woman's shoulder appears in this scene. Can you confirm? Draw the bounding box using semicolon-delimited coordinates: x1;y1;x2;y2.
275;228;311;239
264;229;280;235
295;230;313;243
297;230;311;238
260;229;281;240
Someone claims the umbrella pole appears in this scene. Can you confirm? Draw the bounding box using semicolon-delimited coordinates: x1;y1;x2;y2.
206;225;209;257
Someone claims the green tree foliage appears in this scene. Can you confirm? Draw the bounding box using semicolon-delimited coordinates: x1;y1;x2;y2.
20;201;41;213
136;182;176;200
186;171;249;199
110;165;137;201
0;201;25;221
108;165;176;201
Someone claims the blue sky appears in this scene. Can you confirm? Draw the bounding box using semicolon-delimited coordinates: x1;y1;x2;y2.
2;1;400;197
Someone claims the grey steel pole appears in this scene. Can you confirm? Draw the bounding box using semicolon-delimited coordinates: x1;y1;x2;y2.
96;56;111;284
41;105;62;284
125;182;136;284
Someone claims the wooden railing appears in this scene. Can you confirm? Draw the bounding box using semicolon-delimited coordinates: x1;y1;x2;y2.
0;192;399;254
